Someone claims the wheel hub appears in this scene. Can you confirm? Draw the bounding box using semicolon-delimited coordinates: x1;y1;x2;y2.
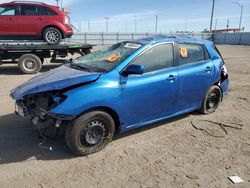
46;30;59;43
208;93;217;107
26;62;34;69
80;120;105;147
23;58;37;71
206;89;220;110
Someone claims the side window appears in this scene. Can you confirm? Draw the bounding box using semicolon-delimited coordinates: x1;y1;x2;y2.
20;5;37;16
178;43;207;66
0;5;16;16
132;44;174;73
37;6;57;15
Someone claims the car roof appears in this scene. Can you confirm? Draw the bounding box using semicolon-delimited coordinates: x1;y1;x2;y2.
0;1;52;6
134;34;213;46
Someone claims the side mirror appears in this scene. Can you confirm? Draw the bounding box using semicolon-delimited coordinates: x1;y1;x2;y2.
123;64;144;75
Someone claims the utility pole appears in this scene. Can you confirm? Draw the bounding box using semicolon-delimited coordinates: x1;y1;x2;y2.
209;0;215;32
226;18;230;30
105;17;110;32
134;16;137;33
155;15;158;33
233;1;243;30
56;0;59;7
239;5;243;30
88;20;90;32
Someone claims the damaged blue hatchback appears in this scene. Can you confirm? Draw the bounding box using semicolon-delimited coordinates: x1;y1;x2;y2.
10;35;229;155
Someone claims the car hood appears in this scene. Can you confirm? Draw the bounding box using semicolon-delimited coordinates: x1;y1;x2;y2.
10;65;101;100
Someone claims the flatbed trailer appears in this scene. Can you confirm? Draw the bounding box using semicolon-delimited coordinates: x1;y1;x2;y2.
0;42;93;74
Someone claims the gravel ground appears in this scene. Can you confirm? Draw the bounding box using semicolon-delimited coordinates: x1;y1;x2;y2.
0;45;250;188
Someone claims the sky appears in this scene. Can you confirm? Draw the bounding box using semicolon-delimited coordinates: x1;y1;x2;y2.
1;0;250;32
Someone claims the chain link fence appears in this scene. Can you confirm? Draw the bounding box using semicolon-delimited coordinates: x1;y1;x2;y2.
65;32;212;45
65;32;250;45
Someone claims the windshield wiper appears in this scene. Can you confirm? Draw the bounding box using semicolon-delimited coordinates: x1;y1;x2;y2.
68;64;92;72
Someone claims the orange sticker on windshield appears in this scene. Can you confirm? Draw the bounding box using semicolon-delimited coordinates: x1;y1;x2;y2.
106;54;120;62
179;48;188;58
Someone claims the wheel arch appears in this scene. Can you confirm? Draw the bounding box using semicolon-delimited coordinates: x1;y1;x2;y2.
78;106;121;133
213;62;227;101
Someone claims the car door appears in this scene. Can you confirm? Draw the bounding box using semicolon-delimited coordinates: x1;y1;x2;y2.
176;43;215;111
0;4;18;35
16;4;40;35
36;5;57;28
120;43;178;128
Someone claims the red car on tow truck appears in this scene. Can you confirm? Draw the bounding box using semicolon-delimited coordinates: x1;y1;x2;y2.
0;1;73;44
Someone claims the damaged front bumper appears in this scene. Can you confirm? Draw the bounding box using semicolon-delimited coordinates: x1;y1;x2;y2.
15;102;29;117
14;93;76;130
15;103;76;131
40;108;76;121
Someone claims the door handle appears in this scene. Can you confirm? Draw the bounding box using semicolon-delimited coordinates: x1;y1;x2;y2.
205;66;212;72
167;75;177;82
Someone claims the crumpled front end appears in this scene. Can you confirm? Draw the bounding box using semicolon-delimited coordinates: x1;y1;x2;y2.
10;65;102;134
15;92;75;131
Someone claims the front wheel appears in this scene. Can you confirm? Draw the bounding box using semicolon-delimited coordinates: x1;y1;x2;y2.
200;85;222;114
43;27;62;45
65;111;115;156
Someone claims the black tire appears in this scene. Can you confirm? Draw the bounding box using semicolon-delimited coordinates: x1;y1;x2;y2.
65;121;74;151
65;111;115;156
200;85;222;114
18;54;42;74
43;27;62;45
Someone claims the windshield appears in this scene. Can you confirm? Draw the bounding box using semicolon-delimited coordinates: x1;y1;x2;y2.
70;42;142;72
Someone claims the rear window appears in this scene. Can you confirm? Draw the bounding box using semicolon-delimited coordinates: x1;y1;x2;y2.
178;43;208;66
37;6;57;15
0;5;16;15
20;5;37;15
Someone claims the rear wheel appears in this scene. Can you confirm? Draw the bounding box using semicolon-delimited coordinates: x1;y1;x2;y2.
43;27;62;45
200;85;222;114
65;111;115;156
18;54;42;74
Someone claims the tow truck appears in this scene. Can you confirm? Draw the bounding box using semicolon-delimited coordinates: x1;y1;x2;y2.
0;41;93;74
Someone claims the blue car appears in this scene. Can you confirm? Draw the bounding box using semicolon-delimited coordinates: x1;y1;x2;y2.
10;35;229;155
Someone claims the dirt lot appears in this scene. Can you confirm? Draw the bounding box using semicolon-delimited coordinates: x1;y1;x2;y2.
0;45;250;188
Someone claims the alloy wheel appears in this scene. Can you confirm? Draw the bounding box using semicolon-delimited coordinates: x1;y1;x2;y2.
45;30;60;44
